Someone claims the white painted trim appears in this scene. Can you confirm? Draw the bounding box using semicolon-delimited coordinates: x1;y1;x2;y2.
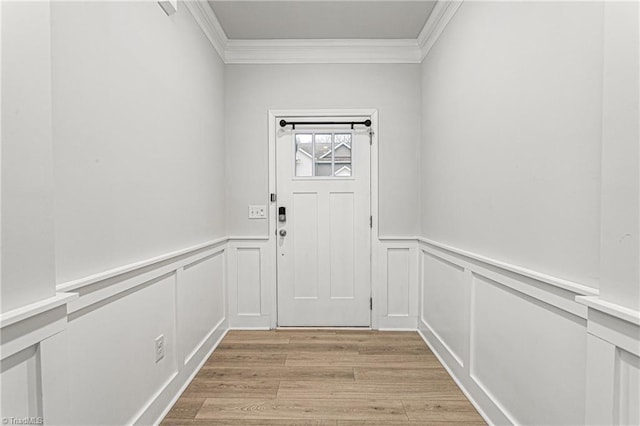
381;236;598;300
417;236;597;425
67;246;226;315
417;236;598;297
228;326;271;331
0;292;77;329
587;311;640;357
185;1;461;64
421;317;464;368
225;39;421;64
418;241;589;319
144;327;230;425
183;316;226;373
585;334;618;426
226;239;274;329
1;312;68;361
376;316;418;331
417;0;464;61
378;236;416;242
56;238;228;293
2;240;234;426
577;296;640;326
376;239;419;325
228;236;270;241
471;269;588;320
417;328;494;426
183;0;227;61
268;109;379;328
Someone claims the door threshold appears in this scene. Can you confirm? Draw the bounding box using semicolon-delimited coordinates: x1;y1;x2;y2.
276;326;372;330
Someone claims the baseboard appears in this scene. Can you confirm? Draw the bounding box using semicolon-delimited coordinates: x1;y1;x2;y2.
416;237;591;425
417;325;498;426
376;315;417;330
136;320;229;425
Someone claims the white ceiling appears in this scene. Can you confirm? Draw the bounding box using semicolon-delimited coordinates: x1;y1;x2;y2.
207;1;438;40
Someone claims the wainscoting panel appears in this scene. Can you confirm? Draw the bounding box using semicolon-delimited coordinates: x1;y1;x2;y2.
0;296;72;425
227;238;274;328
0;346;41;420
618;349;640;425
66;273;179;425
580;295;640;425
421;251;467;367
375;239;418;330
471;275;587;425
5;235;638;425
386;248;410;316
0;240;230;425
417;238;595;425
179;251;225;366
236;248;262;315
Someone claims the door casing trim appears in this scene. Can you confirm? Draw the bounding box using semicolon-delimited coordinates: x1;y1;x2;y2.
267;109;380;328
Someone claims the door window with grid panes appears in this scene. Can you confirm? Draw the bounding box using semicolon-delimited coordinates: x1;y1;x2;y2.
295;132;352;178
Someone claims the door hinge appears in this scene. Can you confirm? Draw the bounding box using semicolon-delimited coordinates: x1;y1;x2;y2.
369;216;373;228
370;297;373;310
369;131;373;145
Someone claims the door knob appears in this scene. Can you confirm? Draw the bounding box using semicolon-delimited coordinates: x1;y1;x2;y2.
279;229;287;237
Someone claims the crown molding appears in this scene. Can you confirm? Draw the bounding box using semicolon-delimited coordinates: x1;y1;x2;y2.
184;0;228;61
225;39;421;64
418;0;464;61
184;0;463;64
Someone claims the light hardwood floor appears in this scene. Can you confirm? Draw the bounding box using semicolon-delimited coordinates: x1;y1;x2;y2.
162;330;485;425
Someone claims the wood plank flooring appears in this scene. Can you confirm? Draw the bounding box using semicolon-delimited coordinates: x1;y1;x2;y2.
162;330;485;425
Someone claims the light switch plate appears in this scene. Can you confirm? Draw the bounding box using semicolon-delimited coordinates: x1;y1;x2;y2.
248;205;267;219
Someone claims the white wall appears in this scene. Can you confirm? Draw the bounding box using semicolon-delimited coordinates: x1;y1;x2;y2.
418;2;639;425
49;2;229;423
51;1;226;284
225;64;421;237
420;1;602;288
2;2;230;425
599;0;640;311
1;0;56;312
581;4;640;425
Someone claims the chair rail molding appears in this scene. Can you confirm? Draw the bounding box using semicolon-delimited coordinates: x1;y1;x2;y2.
1;240;231;426
414;236;601;425
578;296;640;425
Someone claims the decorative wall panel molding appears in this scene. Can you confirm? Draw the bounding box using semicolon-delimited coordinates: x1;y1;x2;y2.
5;233;636;425
1;240;230;426
375;239;419;330
416;237;597;425
227;238;275;329
579;296;640;425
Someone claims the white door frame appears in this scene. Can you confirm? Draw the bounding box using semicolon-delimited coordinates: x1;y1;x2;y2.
267;109;380;328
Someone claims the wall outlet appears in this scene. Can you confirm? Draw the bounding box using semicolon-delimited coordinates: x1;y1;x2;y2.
155;335;165;363
248;205;267;219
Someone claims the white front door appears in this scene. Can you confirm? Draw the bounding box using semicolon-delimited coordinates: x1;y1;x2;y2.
276;120;371;326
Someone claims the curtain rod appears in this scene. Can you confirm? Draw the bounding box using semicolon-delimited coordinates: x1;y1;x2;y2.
279;119;371;130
